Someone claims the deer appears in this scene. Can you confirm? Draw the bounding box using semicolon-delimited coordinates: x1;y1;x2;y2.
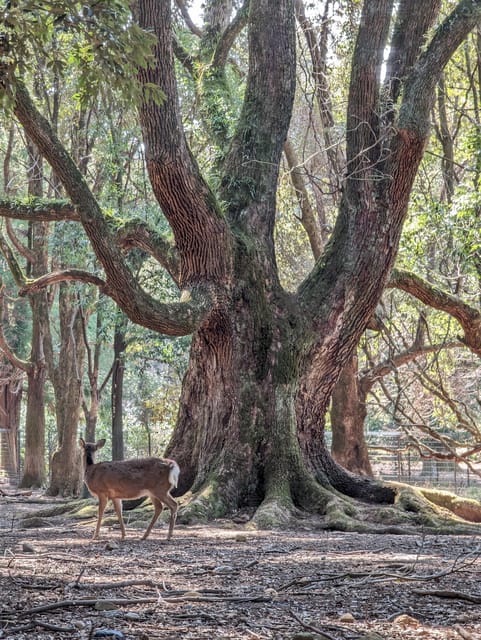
79;438;179;541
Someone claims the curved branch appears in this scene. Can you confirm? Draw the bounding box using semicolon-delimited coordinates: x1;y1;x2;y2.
399;0;481;138
212;0;250;68
0;285;31;373
0;198;79;221
12;80;215;336
18;270;107;296
115;220;180;283
389;268;481;355
5;218;34;263
0;232;28;287
174;0;203;37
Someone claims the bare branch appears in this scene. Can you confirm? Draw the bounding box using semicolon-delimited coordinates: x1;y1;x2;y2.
389;268;481;356
400;0;481;138
5;218;34;263
284;139;324;260
174;0;203;37
18;270;107;296
360;340;463;392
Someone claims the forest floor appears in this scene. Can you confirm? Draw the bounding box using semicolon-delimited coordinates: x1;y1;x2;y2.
1;490;481;640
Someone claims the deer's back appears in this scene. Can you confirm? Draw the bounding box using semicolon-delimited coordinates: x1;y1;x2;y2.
85;458;174;500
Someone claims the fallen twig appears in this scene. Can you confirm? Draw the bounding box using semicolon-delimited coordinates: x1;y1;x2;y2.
412;589;481;604
2;590;271;618
453;625;477;639
4;619;76;633
2;597;160;616
289;609;342;640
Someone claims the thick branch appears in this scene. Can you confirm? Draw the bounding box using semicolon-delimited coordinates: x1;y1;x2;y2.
0;198;79;222
174;0;203;37
115;220;180;283
212;0;250;68
384;0;441;105
221;0;296;224
399;0;481;138
18;270;107;296
389;268;481;355
135;0;232;287
12;80;213;336
346;0;394;171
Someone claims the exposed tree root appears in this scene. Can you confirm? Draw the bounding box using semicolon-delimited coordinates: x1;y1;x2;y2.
175;483;231;524
415;486;481;523
14;478;481;538
251;498;296;528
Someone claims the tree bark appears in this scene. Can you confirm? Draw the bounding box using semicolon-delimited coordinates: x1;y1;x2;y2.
0;364;22;482
330;355;373;476
47;285;85;496
111;312;128;461
19;142;48;488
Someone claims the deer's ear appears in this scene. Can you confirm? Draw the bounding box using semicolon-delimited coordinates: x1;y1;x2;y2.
79;438;86;448
96;439;106;450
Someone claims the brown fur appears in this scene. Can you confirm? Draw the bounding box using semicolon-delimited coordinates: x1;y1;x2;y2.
79;438;179;541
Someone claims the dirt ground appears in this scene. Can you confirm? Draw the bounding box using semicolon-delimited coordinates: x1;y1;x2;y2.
1;492;481;640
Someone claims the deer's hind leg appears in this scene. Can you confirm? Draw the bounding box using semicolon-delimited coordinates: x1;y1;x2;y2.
162;493;178;540
141;497;164;540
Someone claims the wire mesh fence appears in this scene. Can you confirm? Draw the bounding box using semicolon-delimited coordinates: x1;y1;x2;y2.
365;430;481;493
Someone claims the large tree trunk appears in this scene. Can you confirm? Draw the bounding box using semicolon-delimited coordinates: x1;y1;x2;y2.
168;250;319;518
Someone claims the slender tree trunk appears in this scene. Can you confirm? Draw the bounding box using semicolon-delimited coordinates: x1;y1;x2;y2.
330;355;373;476
111;313;127;461
47;286;85;496
19;142;49;488
19;328;47;487
0;368;22;482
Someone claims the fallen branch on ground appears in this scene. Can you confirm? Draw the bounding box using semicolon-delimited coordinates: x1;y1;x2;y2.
412;589;481;604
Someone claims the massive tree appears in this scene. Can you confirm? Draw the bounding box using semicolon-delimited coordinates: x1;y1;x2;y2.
2;0;481;524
